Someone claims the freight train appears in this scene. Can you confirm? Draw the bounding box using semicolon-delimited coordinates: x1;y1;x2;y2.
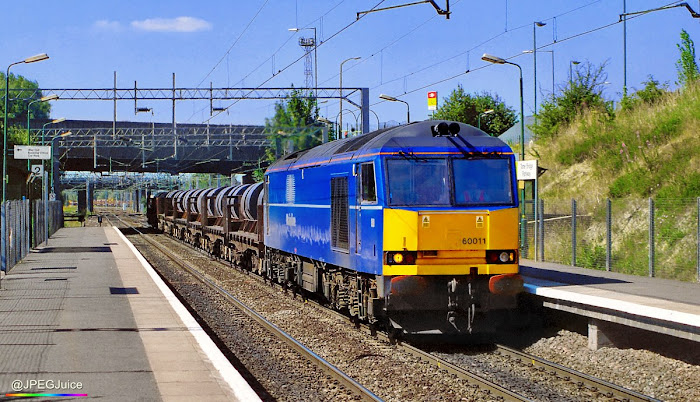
148;120;523;335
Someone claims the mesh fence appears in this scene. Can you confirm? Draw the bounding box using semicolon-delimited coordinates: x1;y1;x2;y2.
529;197;699;282
1;199;63;273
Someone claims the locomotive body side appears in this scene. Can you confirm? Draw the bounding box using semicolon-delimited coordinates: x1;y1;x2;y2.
264;153;384;275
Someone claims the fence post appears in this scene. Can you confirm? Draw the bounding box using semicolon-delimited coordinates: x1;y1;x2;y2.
649;198;655;277
606;198;612;272
572;199;577;267
1;202;5;273
696;197;699;283
538;199;545;261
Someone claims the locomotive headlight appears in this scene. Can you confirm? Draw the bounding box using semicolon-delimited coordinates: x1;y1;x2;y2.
386;251;417;265
486;250;516;264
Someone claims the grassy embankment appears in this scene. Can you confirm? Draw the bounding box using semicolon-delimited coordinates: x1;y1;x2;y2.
529;84;700;281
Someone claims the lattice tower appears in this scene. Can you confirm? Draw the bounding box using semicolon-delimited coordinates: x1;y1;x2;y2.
298;37;315;90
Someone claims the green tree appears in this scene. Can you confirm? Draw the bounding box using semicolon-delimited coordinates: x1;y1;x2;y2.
676;29;700;87
531;61;613;139
0;72;51;130
619;76;669;111
431;85;517;136
253;89;321;181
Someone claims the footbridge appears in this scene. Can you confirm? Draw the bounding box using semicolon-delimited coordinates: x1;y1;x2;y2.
37;120;269;174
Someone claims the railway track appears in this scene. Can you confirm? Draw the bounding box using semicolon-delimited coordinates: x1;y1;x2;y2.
111;213;381;401
111;212;661;402
318;297;660;402
490;345;660;402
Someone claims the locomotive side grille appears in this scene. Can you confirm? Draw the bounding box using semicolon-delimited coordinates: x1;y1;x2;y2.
331;177;349;250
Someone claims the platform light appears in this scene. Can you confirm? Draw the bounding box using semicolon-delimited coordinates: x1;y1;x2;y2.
40;94;59;102
24;53;50;63
4;52;50;204
481;53;506;64
379;94;410;124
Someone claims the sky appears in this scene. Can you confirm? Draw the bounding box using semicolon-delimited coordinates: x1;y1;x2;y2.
2;0;700;131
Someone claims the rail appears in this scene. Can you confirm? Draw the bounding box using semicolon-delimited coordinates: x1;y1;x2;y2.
112;214;382;402
493;344;661;402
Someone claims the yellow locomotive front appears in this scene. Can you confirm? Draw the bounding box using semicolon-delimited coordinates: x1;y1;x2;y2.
380;151;523;334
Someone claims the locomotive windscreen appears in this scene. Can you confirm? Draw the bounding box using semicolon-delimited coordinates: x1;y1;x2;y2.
387;159;450;205
386;157;514;206
453;158;514;206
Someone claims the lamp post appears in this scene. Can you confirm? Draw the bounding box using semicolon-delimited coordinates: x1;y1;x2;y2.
569;60;580;86
533;21;546;118
334;108;358;138
50;131;71;196
339;57;361;139
524;49;555;99
379;94;410;125
369;109;380;130
478;109;494;131
42;117;66;146
44;131;69;246
27;95;59;142
26;94;59;175
3;53;49;204
482;53;526;247
288;27;318;100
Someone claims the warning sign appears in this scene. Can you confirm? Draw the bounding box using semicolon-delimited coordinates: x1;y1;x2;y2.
476;216;484;228
422;215;430;228
427;91;437;111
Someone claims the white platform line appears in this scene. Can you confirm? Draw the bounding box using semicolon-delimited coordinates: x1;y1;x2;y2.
524;278;700;327
113;227;262;402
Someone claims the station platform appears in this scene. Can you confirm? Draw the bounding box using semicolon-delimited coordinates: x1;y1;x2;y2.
0;226;261;401
520;259;700;348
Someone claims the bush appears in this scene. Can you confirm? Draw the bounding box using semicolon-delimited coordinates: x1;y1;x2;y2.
531;61;614;140
620;76;669;111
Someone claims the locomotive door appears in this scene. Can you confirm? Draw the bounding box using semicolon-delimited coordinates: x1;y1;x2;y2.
356;162;377;257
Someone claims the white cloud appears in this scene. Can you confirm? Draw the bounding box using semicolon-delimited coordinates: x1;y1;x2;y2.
94;20;122;31
131;16;212;32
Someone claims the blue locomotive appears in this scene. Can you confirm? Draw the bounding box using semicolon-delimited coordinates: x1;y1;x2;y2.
151;120;523;334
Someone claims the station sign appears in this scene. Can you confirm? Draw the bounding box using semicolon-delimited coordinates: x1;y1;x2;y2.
427;91;437;111
516;160;538;181
30;164;44;178
14;145;51;160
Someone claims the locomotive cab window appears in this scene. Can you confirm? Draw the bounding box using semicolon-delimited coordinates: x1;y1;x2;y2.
360;162;377;203
453;158;514;206
387;158;450;206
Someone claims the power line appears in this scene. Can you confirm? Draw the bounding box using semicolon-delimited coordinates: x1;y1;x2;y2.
200;0;388;124
372;0;687;109
195;0;271;88
185;0;348;123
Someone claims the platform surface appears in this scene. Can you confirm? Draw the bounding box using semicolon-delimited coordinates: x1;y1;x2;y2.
0;226;260;401
521;259;700;329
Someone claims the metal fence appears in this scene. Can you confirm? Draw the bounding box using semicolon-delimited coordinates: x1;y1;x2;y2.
1;199;63;273
522;197;700;282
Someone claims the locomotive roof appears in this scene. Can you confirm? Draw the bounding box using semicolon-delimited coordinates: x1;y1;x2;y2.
267;120;514;172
